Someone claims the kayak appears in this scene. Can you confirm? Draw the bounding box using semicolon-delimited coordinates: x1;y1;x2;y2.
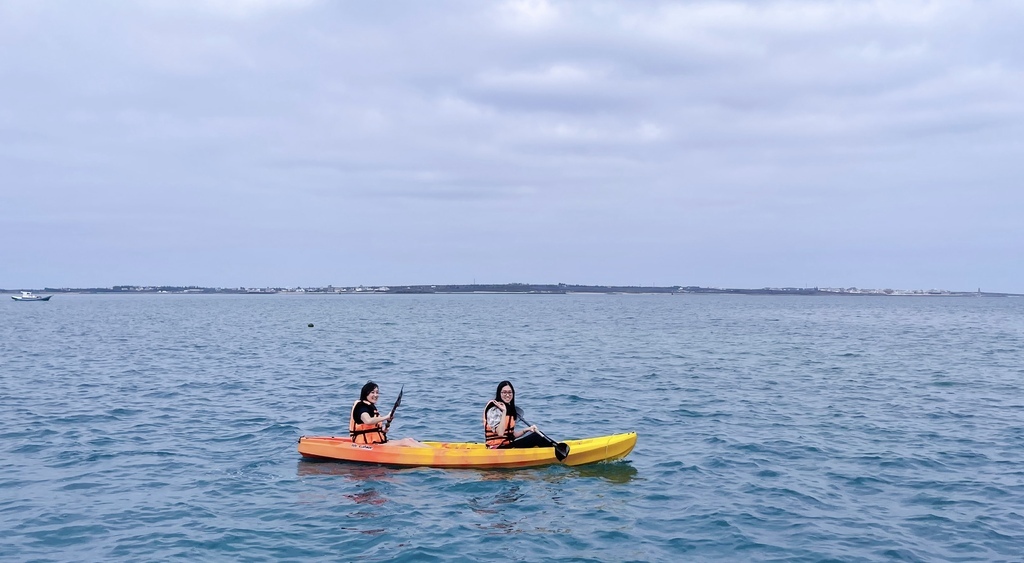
298;432;636;468
297;432;637;468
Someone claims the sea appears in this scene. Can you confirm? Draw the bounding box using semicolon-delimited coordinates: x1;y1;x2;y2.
2;293;1022;562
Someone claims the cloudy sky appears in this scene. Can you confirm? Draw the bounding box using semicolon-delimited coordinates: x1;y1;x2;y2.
2;0;1021;291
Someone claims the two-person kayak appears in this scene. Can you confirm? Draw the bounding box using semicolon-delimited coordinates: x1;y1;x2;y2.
298;432;637;469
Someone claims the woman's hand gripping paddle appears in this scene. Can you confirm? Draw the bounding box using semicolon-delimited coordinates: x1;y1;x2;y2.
515;407;570;461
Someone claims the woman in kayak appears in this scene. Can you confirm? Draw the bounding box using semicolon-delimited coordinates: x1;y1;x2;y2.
350;381;427;447
483;380;550;448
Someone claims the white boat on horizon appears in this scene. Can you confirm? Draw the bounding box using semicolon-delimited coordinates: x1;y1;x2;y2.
11;291;52;301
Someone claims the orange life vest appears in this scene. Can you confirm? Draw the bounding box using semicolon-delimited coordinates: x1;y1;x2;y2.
350;400;387;444
483;400;515;448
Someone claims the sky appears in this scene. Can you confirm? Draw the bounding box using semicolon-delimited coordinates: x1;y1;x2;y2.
2;0;1022;292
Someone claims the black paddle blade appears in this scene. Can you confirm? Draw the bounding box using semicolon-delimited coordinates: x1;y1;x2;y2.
515;406;568;461
389;385;404;418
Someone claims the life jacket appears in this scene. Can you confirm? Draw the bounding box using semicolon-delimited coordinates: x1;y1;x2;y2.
350;400;387;444
483;400;516;448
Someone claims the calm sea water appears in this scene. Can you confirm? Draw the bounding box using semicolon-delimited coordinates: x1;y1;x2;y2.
2;293;1023;561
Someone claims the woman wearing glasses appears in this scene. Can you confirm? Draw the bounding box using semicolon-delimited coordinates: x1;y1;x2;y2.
483;380;548;448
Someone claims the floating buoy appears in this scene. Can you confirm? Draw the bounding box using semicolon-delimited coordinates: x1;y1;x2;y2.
308;323;314;327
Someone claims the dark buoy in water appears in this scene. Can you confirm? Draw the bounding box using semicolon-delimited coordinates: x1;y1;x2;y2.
308;323;314;327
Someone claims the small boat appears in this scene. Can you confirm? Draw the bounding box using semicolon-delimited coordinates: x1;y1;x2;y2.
11;291;52;301
298;432;637;468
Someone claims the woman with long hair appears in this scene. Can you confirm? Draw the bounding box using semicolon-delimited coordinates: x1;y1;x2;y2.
482;380;549;448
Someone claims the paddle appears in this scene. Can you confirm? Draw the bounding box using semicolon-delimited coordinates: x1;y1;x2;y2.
384;385;403;431
515;406;570;461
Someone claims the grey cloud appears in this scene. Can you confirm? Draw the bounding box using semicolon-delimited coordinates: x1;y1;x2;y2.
1;0;1021;289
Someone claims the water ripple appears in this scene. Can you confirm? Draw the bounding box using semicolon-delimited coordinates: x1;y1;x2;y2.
2;294;1023;560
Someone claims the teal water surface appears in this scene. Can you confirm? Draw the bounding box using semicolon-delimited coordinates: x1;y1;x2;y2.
2;294;1023;561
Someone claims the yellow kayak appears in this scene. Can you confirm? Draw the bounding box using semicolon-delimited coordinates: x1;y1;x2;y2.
297;432;637;468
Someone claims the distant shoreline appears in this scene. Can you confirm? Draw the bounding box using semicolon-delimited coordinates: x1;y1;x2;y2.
3;284;1021;297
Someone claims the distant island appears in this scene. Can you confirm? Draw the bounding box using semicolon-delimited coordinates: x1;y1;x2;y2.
3;283;1021;297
